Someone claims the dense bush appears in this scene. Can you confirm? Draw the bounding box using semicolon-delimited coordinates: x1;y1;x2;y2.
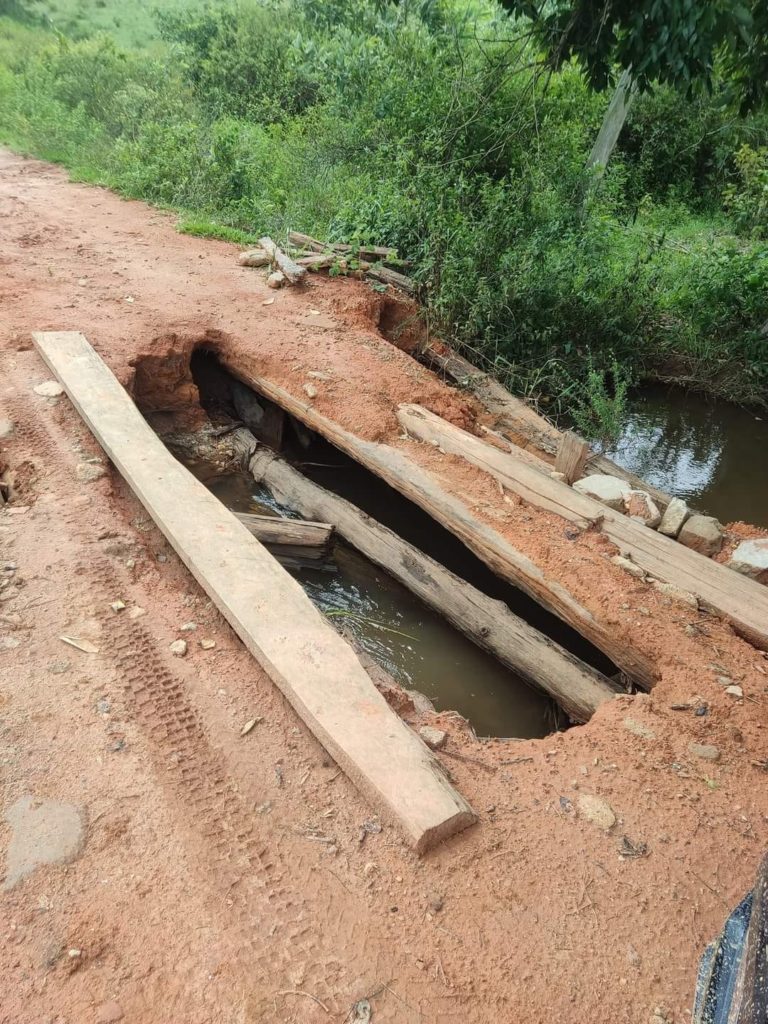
0;0;767;421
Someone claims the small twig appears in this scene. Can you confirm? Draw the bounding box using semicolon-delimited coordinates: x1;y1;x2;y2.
278;989;331;1015
438;748;496;774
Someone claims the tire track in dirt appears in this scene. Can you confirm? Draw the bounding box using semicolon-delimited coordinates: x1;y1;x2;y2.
1;354;433;1020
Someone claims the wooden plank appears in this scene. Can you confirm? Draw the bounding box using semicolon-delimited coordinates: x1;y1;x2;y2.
215;358;657;688
398;403;768;654
555;431;591;484
423;343;673;506
233;510;333;550
398;404;599;530
258;237;307;285
249;447;620;723
32;332;476;853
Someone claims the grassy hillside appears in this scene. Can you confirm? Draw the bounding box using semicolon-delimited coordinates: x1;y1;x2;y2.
18;0;191;49
0;0;766;433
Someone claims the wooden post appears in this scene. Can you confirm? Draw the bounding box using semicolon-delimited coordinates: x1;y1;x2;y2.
555;431;591;484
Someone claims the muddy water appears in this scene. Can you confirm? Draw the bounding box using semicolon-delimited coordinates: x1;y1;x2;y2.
605;386;768;528
185;459;558;738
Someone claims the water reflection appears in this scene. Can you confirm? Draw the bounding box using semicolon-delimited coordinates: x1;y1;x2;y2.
605;386;768;527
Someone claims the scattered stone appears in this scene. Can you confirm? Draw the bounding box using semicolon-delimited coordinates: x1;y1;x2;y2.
678;515;723;557
0;418;14;440
419;725;447;750
573;474;629;511
180;621;197;632
3;796;86;890
75;462;106;483
256;801;272;814
266;270;285;289
651;580;698;609
240;717;263;736
48;659;71;675
611;555;645;579
623;717;656;741
716;675;732;687
308;370;332;381
688;742;720;762
169;639;187;657
128;606;146;620
728;538;768;584
110;600;126;613
95;1000;124;1024
0;635;20;650
577;793;616;831
623;490;661;528
627;944;642;969
363;861;378;877
33;380;64;398
303;383;318;400
407;689;435;714
199;638;216;650
427;893;444;913
725;685;744;699
658;497;690;538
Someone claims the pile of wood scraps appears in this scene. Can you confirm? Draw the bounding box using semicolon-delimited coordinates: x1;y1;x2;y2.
238;231;416;295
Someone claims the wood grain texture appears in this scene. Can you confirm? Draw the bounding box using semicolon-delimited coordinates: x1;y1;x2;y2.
32;331;476;853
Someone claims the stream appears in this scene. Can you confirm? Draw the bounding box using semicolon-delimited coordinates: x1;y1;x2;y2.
183;457;559;739
605;385;768;528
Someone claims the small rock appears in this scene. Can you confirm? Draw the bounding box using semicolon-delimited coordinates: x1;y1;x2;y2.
180;621;197;632
573;474;629;511
169;639;187;657
651;580;698;609
110;601;126;613
0;418;14;440
627;944;642;968
33;380;64;398
577;793;616;831
658;497;690;538
75;463;106;484
363;861;378;877
266;271;285;289
611;555;645;579
419;725;447;750
623;717;656;740
128;606;146;619
427;893;444;913
240;717;263;736
48;659;71;675
716;675;732;687
728;538;768;584
95;1001;124;1024
688;742;720;762
725;685;744;699
4;797;86;890
199;639;216;650
678;515;723;557
623;490;661;529
303;383;318;399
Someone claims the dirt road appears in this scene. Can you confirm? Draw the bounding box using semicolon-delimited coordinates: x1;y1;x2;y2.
2;147;768;1024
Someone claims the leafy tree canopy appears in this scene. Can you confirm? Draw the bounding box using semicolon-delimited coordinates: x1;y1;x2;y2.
498;0;768;110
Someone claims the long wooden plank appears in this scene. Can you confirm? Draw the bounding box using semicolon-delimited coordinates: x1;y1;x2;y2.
398;404;768;653
32;332;476;853
248;445;620;723
216;358;657;687
233;510;332;550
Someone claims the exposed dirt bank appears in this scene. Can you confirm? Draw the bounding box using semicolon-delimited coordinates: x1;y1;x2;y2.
2;148;768;1024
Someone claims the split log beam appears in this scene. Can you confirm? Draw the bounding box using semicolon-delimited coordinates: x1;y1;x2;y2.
366;266;416;295
234;510;333;551
249;449;620;722
554;431;591;484
288;231;409;265
215;358;657;688
398;403;768;654
32;331;476;853
258;236;307;285
424;343;672;506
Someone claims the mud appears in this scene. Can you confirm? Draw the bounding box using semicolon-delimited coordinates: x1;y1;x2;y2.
2;147;768;1024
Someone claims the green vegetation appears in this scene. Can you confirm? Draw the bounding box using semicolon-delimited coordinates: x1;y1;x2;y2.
0;0;767;436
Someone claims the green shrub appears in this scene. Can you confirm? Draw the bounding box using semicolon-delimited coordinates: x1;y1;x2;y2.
724;144;768;238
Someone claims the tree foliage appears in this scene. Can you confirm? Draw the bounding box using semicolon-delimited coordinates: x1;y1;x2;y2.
499;0;768;110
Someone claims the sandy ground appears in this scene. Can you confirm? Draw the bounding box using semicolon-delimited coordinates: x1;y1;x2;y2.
1;148;768;1024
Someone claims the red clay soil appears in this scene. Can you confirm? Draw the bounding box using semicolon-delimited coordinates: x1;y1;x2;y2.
2;148;768;1024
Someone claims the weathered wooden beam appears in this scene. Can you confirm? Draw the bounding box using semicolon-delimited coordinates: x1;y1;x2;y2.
258;236;307;285
555;431;591;484
234;510;332;551
249;448;620;722
215;359;657;688
32;331;476;853
398;403;768;654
